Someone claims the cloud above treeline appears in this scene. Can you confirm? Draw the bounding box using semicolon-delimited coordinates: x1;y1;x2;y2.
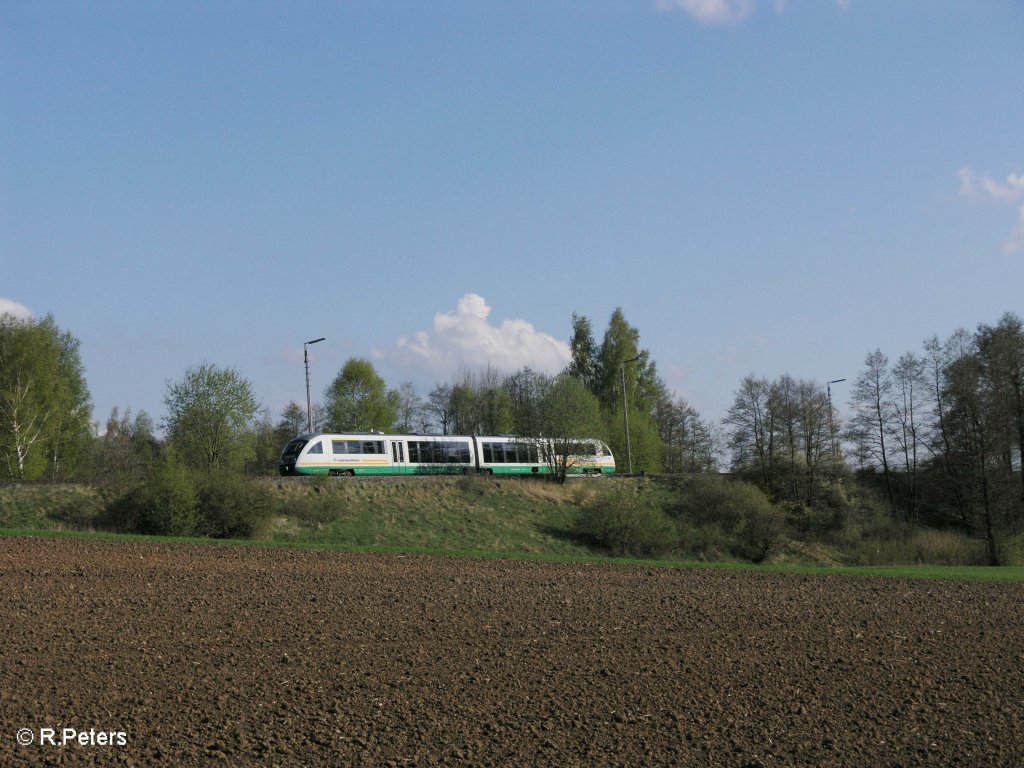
0;298;32;319
375;294;571;381
656;0;850;25
957;166;1024;254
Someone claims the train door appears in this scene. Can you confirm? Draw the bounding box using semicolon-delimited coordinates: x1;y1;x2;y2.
391;439;406;473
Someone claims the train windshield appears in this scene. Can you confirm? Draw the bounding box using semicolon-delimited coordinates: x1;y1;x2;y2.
281;438;307;460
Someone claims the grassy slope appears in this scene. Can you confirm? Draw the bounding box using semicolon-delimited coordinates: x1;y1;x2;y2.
3;477;1023;582
268;475;598;556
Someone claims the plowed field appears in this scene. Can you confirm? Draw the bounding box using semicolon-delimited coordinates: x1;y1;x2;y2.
2;537;1022;767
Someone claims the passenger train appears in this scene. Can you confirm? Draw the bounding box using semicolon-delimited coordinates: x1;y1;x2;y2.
278;433;615;477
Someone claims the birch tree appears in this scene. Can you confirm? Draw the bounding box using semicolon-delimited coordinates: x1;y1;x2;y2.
0;313;92;479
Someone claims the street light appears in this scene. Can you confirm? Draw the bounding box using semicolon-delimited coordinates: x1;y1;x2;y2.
304;337;326;433
621;356;640;474
826;378;846;464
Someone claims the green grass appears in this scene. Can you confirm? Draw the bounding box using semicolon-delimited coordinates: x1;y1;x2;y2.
269;474;597;556
3;476;1024;582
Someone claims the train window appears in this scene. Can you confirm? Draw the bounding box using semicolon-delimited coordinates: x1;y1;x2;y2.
484;442;538;463
282;439;307;459
361;441;384;454
444;442;470;463
559;441;596;456
409;441;436;463
307;441;323;454
408;440;469;463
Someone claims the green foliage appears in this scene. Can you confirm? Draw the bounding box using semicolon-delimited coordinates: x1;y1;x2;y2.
446;366;514;435
102;457;273;539
567;308;669;474
575;484;677;557
245;409;289;477
724;374;833;506
0;313;93;479
672;475;785;563
195;473;275;539
537;375;607;481
163;362;259;472
605;407;663;474
131;453;201;536
93;406;160;480
567;313;599;392
324;358;399;432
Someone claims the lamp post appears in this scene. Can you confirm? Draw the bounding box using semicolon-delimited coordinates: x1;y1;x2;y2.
621;356;639;474
826;378;846;464
304;337;326;433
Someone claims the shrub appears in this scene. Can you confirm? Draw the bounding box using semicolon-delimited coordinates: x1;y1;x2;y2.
575;485;677;557
130;454;200;536
735;499;786;563
673;475;786;563
196;473;275;539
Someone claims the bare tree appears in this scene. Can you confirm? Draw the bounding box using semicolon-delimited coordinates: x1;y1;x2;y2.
395;382;422;433
891;352;926;520
725;375;775;493
846;350;896;515
423;384;454;435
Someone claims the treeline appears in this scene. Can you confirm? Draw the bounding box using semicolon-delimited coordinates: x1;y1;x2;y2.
0;307;715;482
721;313;1024;564
842;315;1024;564
2;308;1021;563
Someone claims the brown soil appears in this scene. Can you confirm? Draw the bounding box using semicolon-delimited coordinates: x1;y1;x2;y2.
2;537;1022;767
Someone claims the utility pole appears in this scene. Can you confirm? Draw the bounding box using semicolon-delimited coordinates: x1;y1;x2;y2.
304;337;326;433
621;356;639;474
827;378;846;465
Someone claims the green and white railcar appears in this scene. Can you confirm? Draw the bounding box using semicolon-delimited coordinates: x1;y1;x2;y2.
278;433;615;477
476;436;615;476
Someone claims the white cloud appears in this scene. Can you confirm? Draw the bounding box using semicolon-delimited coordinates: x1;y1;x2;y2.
1003;203;1024;255
656;0;754;25
984;173;1024;203
656;0;849;25
376;294;571;380
0;298;32;319
957;166;1024;253
958;166;1024;204
956;166;978;199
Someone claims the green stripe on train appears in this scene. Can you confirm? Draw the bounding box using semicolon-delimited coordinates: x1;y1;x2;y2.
294;465;614;476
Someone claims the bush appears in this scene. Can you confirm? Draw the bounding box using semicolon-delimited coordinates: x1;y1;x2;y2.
126;454;200;536
575;484;677;557
735;499;786;563
673;475;786;563
196;473;275;539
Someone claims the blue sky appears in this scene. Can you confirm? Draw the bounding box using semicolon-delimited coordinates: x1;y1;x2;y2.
2;1;1022;434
